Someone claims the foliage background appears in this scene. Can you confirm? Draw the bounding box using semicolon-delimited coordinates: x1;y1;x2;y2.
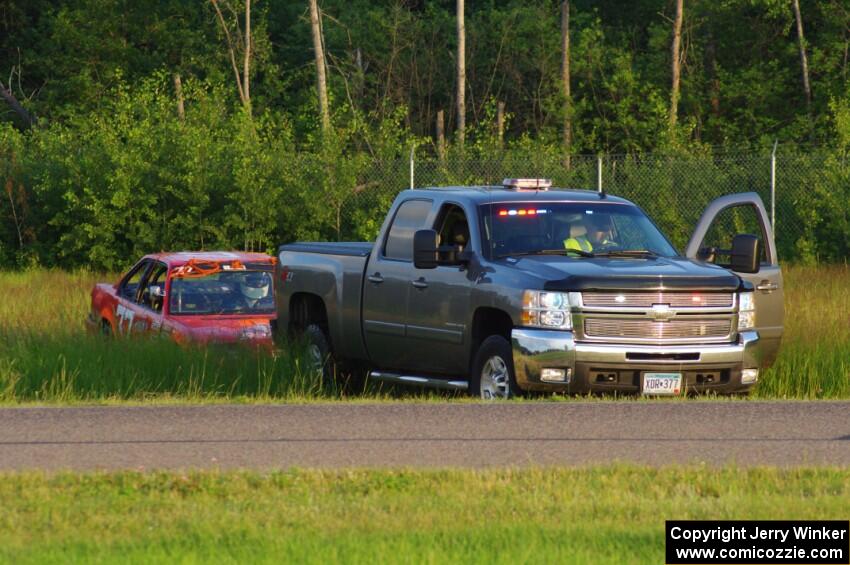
0;0;848;270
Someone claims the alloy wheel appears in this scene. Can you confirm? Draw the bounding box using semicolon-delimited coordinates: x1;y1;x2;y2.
479;355;511;399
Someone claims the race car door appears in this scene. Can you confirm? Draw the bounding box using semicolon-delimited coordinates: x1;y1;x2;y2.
113;259;152;335
685;192;784;367
136;262;169;334
114;260;167;336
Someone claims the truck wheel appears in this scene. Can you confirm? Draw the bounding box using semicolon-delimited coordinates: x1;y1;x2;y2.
304;324;333;384
470;335;518;400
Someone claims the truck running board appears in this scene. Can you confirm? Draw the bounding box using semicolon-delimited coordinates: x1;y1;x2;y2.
369;371;469;391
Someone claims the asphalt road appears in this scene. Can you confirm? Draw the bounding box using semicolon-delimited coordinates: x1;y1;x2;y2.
0;401;848;470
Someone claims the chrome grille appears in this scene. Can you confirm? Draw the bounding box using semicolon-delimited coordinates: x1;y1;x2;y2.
584;318;732;340
581;291;733;308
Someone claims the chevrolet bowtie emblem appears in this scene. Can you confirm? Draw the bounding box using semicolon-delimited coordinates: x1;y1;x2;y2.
650;303;673;321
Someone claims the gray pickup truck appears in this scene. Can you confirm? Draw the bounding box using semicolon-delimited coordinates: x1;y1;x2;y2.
275;179;783;399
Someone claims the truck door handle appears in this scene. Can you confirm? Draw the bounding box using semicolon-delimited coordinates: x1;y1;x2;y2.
756;281;778;292
368;273;384;284
411;278;428;289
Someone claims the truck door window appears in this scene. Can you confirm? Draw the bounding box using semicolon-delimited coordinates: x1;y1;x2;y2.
383;199;433;260
435;204;470;252
118;261;151;302
700;204;769;265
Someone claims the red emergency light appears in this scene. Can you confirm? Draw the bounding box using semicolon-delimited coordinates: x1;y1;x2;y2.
498;208;547;217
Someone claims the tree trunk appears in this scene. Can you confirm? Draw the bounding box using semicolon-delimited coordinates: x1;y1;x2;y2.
706;33;720;117
309;0;330;134
243;0;251;114
4;178;24;250
496;101;505;149
436;109;446;162
668;0;684;130
560;0;571;168
0;84;36;128
173;73;185;120
210;0;246;106
456;0;466;149
791;0;812;110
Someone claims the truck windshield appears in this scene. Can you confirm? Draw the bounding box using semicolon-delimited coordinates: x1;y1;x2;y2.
480;202;678;259
169;270;274;315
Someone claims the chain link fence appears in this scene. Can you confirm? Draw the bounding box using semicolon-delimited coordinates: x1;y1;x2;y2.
338;148;849;262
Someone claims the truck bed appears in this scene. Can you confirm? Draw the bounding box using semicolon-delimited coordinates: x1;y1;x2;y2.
280;242;372;257
277;241;374;362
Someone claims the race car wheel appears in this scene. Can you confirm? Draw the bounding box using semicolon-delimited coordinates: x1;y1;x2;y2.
304;324;334;385
470;335;519;400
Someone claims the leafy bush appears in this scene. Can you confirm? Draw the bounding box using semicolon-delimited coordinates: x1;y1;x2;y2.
1;74;849;270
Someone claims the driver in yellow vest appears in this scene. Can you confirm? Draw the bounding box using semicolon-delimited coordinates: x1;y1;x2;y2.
563;220;594;252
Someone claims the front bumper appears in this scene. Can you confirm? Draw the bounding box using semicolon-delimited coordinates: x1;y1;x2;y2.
511;328;762;394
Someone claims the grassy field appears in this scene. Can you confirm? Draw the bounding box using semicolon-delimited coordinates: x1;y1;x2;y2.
0;466;847;563
0;265;847;403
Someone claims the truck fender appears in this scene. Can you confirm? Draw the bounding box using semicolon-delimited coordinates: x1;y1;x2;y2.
469;307;514;371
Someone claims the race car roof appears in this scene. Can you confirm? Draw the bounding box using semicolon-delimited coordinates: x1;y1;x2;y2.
144;251;275;269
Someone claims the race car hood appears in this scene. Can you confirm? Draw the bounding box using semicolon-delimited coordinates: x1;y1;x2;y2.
507;255;743;292
170;315;275;343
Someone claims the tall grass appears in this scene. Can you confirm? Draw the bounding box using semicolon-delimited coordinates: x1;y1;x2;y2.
0;270;355;402
755;264;850;398
0;266;847;402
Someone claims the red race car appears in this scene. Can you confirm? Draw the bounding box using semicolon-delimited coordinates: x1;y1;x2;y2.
87;251;277;345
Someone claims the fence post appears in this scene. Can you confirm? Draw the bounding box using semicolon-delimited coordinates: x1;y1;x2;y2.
597;155;603;194
410;145;415;189
770;141;777;229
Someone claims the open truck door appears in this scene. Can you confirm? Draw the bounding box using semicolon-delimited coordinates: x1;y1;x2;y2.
685;192;784;367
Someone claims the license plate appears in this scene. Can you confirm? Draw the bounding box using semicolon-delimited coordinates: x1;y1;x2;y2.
642;372;682;396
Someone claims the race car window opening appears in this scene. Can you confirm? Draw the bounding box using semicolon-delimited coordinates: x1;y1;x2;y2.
480;202;678;259
382;199;433;261
434;203;471;253
139;263;168;313
169;269;275;316
119;260;152;302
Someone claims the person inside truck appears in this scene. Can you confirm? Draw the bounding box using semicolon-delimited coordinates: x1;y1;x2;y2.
588;214;618;248
562;216;594;252
438;205;471;252
450;220;470;252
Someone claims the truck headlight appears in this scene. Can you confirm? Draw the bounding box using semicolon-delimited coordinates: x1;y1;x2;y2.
522;291;573;330
738;291;755;330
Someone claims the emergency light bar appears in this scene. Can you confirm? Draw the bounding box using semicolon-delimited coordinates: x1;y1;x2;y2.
502;178;552;191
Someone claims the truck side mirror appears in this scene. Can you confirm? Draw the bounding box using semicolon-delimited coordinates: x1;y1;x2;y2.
696;246;717;263
729;234;760;274
413;229;440;269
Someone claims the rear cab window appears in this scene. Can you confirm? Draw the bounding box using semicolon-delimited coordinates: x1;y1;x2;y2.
383;199;433;261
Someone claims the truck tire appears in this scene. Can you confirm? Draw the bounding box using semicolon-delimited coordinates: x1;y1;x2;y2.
470;335;519;400
304;324;334;385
